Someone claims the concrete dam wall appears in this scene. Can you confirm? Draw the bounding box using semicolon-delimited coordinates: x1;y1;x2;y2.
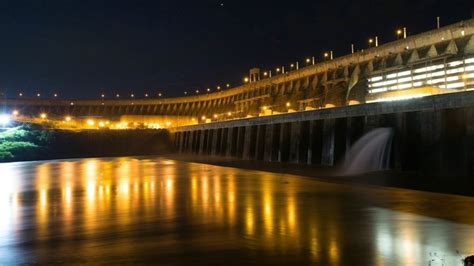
173;91;474;178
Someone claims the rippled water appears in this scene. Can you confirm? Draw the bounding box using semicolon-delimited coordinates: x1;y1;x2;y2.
1;157;474;265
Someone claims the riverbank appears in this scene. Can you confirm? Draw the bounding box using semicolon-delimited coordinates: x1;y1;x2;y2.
0;124;172;162
167;154;474;197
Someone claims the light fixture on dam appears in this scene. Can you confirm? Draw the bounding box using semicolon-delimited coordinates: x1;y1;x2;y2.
367;56;474;103
0;114;11;127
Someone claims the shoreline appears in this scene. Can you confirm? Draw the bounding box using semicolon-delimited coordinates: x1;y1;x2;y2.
166;154;474;197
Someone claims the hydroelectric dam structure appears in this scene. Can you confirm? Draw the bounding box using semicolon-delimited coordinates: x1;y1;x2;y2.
2;19;474;176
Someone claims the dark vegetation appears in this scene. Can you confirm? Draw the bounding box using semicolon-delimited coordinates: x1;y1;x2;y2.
0;124;172;162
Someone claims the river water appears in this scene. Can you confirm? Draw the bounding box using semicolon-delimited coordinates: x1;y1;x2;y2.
0;157;473;265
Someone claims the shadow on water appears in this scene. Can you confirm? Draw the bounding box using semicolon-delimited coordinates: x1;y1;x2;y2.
340;128;394;176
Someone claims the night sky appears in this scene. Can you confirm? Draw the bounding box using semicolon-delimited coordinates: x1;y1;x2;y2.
0;0;472;99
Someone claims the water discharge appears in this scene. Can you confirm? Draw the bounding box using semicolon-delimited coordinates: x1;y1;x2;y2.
341;128;394;175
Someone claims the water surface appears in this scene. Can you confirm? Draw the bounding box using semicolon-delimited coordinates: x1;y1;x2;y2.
1;157;473;265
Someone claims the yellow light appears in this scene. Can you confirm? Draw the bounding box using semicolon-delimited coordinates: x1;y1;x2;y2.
40;113;47;119
133;122;138;126
396;29;402;35
290;63;294;68
191;118;196;121
65;116;72;122
87;119;95;126
276;68;280;72
286;102;291;107
201;116;206;120
227;112;231;116
262;106;267;110
263;72;268;76
165;121;172;127
324;52;329;57
213;114;218;118
98;122;105;127
226;83;230;88
306;58;311;63
12;110;19;116
105;121;110;125
369;38;373;44
244;77;249;82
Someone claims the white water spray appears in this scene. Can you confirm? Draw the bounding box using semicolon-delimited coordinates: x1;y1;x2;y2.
341;128;394;175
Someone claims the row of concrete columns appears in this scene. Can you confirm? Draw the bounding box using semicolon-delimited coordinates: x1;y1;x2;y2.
174;106;474;177
175;117;366;166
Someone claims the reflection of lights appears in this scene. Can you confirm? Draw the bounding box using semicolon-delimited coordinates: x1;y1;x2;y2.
87;181;95;200
40;189;47;206
246;206;254;235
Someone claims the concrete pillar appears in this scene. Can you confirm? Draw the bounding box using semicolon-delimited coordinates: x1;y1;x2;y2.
211;129;220;156
298;121;310;164
242;126;253;160
226;127;236;157
419;110;443;175
206;129;214;155
263;124;280;162
278;123;291;162
220;128;228;156
465;107;474;177
334;118;348;164
289;122;301;163
236;127;245;158
199;130;207;154
255;125;266;160
321;119;335;166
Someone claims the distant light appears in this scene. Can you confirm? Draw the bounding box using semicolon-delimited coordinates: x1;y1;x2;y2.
324;52;329;57
98;121;105;127
196;90;200;94
290;63;294;68
145;93;149;97
213;114;218;118
101;94;105;98
262;106;267;110
53;93;58;97
116;94;120;98
263;72;268;76
37;93;41;97
201;116;206;120
70;102;74;106
165;121;172;127
226;83;230;88
18;93;23;97
40;113;47;119
306;58;311;63
0;114;11;127
286;102;291;107
12;110;19;116
217;86;221;90
396;29;402;35
184;91;188;95
87;119;95;126
65;116;72;122
227;112;231;116
244;77;249;83
158;93;162;97
276;68;281;72
131;94;135;98
207;88;211;92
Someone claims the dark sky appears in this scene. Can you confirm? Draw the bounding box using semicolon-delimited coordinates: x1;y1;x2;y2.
0;0;472;99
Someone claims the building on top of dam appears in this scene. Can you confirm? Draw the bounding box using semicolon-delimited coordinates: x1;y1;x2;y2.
1;18;474;129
